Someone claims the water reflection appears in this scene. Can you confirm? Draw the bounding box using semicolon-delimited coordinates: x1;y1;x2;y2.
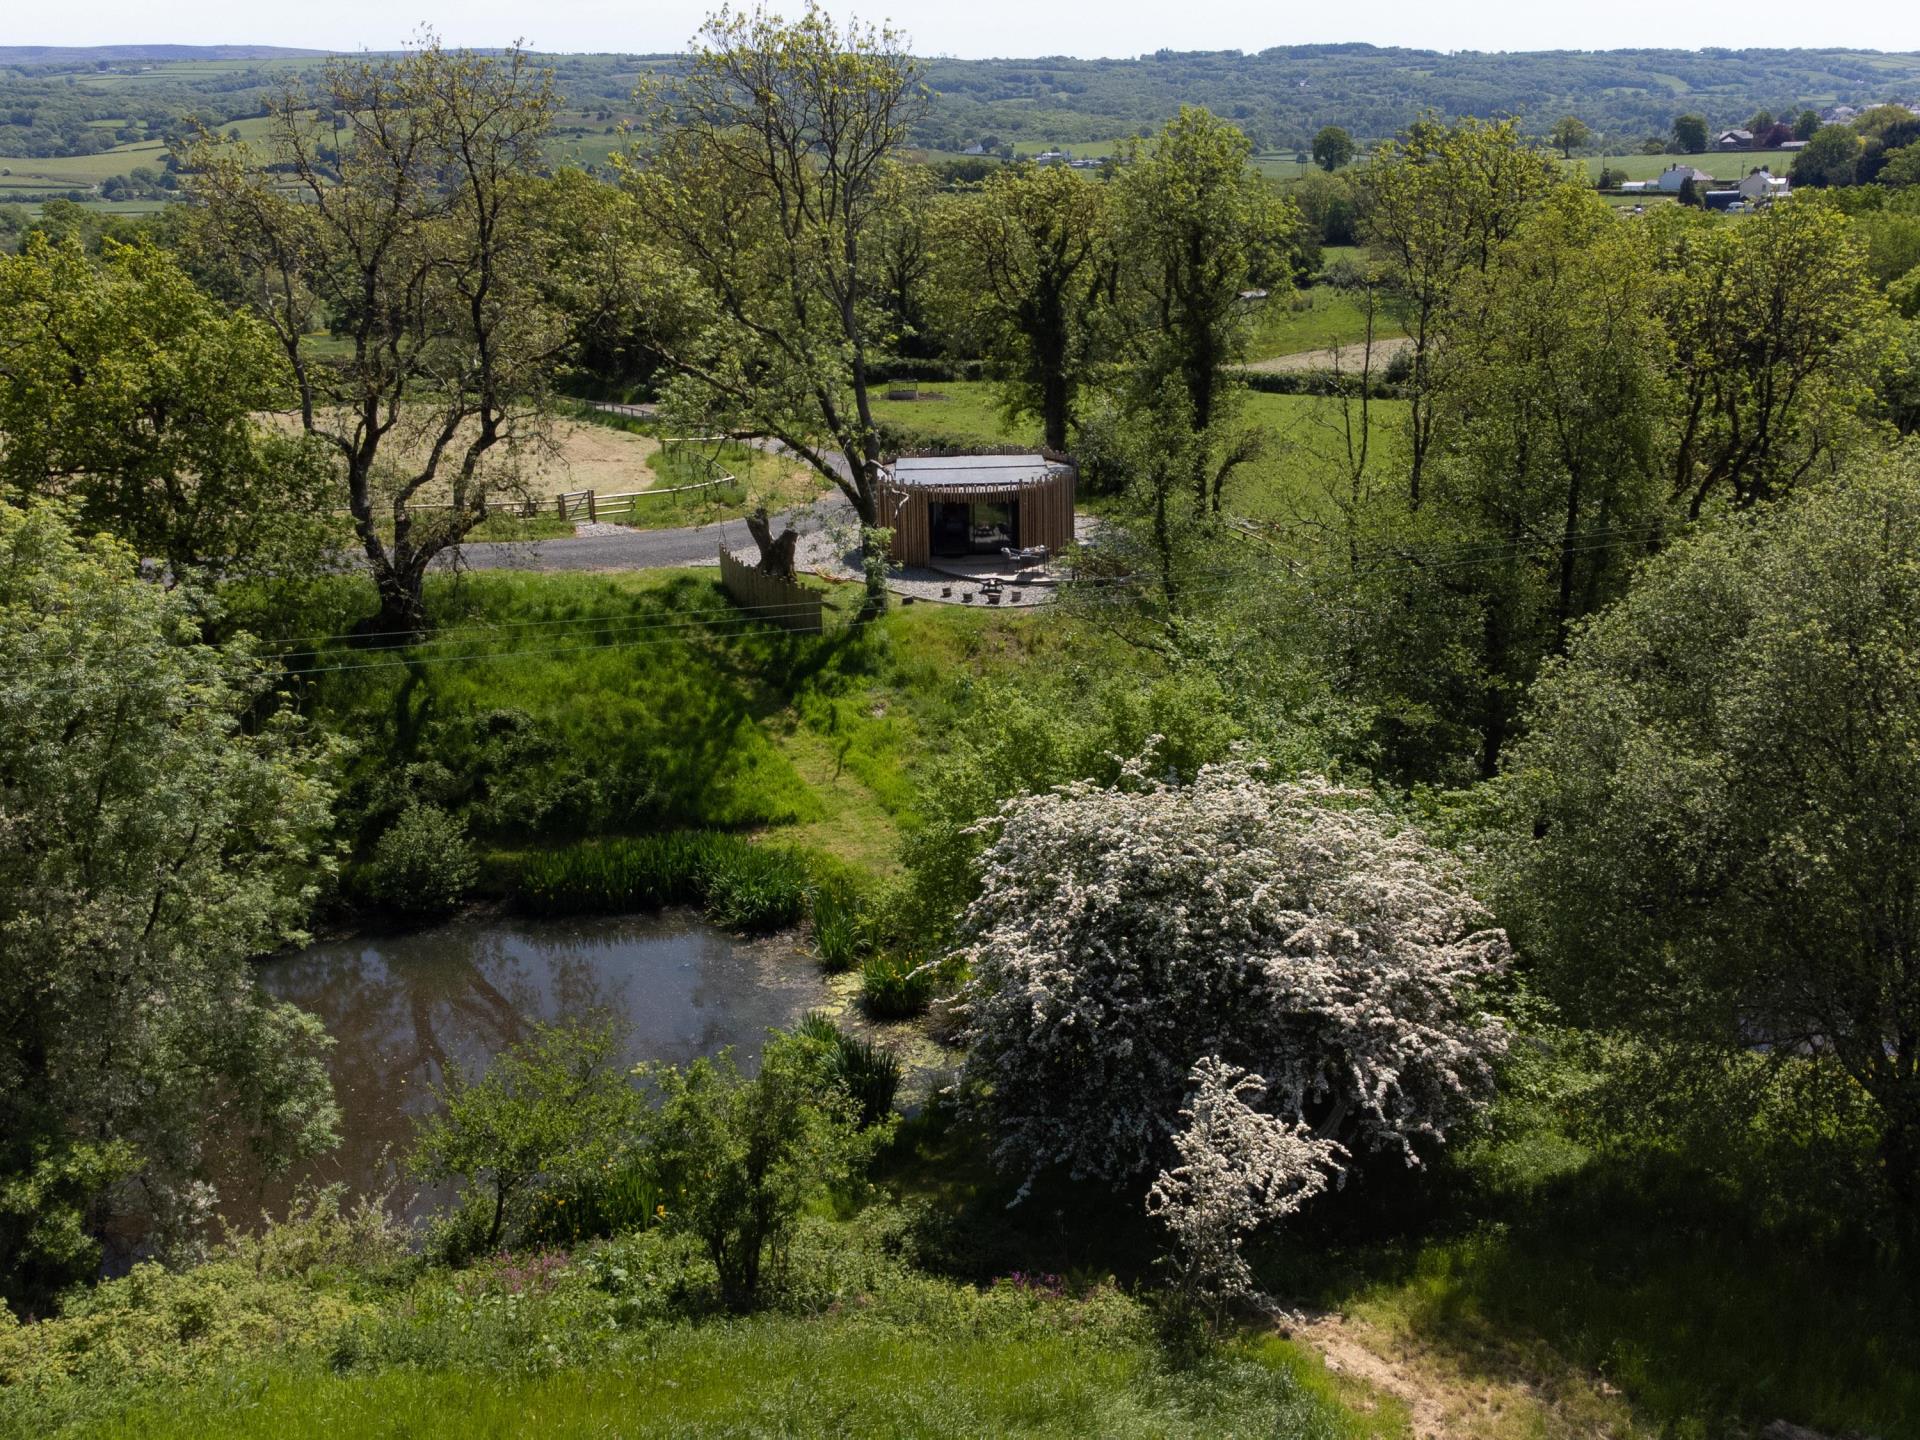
230;913;829;1223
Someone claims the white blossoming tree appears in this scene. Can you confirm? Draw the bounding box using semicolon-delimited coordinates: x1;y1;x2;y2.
1146;1059;1345;1315
957;753;1510;1199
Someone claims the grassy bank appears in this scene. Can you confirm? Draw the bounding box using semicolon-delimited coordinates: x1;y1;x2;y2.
3;1212;1380;1440
251;567;1081;879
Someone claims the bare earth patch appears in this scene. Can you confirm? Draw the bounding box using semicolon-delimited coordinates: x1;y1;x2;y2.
1292;1309;1643;1440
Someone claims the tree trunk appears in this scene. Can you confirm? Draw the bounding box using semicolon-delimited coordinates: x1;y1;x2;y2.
363;557;430;644
745;508;800;579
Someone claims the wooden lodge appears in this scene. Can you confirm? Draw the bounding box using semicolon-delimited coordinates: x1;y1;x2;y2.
876;454;1076;567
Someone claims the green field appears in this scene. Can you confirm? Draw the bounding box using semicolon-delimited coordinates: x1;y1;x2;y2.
1249;285;1405;361
1574;148;1798;183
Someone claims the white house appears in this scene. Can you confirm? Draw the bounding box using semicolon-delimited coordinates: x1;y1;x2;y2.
1655;164;1715;192
1737;168;1792;203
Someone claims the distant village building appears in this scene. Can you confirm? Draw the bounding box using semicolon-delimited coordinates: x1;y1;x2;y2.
1822;105;1860;125
1737;168;1791;204
1716;128;1754;150
1033;149;1069;166
960;142;988;156
1655;164;1715;192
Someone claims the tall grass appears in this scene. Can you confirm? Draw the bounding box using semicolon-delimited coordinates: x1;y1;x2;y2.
516;832;811;933
798;1012;902;1127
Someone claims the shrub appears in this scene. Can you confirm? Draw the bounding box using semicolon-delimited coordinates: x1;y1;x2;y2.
958;753;1510;1198
637;1031;889;1310
366;803;477;915
797;1013;903;1127
860;951;935;1019
409;1023;640;1260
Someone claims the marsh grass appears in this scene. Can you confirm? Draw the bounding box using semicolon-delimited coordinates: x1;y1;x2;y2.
516;832;811;933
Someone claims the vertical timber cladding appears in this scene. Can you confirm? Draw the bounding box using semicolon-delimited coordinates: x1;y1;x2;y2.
879;454;1076;565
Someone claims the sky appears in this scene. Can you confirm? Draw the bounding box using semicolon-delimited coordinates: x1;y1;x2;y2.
10;0;1920;60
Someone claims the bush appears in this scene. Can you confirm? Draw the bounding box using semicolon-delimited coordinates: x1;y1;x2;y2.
797;1013;903;1127
959;755;1510;1197
366;804;477;915
409;1023;641;1261
637;1031;890;1309
860;951;935;1019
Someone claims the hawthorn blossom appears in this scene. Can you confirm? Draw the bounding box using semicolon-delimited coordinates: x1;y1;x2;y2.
956;752;1510;1197
1146;1058;1345;1310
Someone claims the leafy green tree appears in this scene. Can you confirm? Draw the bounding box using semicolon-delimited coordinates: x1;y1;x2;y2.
1501;456;1920;1210
1882;143;1920;190
410;1022;640;1255
1649;200;1893;515
1791;125;1864;187
1426;187;1668;774
1550;115;1591;158
638;1030;884;1310
1795;109;1823;141
1360;116;1564;503
0;236;336;581
0;505;339;1308
1112;107;1298;508
1746;108;1774;136
1310;124;1354;172
1672;113;1710;154
933;163;1112;451
187;40;575;636
624;7;926;527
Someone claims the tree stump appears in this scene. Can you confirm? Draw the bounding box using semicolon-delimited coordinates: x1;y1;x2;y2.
745;507;799;579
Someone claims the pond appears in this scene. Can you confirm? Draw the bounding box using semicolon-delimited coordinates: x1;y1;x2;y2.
229;913;839;1224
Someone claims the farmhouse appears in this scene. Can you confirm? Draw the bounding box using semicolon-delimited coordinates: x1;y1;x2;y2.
1656;163;1715;192
1738;167;1791;203
1716;128;1754;150
876;453;1076;566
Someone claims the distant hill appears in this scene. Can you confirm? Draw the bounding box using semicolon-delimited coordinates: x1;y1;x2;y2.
914;45;1920;153
0;45;328;64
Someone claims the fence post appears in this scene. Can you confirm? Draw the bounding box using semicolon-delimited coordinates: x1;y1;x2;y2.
587;491;597;521
555;493;566;518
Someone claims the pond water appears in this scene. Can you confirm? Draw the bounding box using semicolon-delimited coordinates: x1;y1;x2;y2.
230;913;835;1223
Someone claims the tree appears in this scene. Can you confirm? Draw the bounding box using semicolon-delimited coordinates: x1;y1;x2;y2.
638;1030;884;1309
1746;108;1774;136
1550;115;1591;159
624;7;927;528
1886;143;1920;191
1145;1058;1342;1321
934;163;1112;451
1360;116;1564;504
0;236;336;582
1500;457;1920;1209
1672;113;1710;154
1111;107;1297;507
1795;109;1823;141
0;505;339;1309
1426;186;1668;775
957;754;1510;1197
1649;200;1893;516
187;40;576;636
1791;125;1863;187
1677;175;1704;208
409;1022;639;1255
1311;124;1354;172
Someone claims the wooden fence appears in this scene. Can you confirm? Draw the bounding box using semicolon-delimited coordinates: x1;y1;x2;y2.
718;548;825;634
